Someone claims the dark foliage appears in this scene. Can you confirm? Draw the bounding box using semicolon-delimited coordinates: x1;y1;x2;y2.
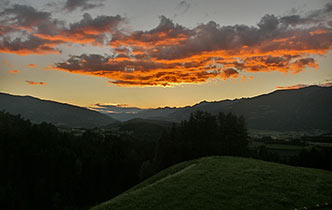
0;110;249;210
0;111;154;210
3;109;331;210
250;137;332;171
153;111;249;171
290;147;332;171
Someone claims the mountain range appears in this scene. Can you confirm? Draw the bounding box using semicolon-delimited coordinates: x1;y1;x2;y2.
93;86;332;131
1;85;332;131
0;92;117;128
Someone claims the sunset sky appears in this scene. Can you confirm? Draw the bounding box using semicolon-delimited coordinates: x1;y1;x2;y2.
0;0;332;108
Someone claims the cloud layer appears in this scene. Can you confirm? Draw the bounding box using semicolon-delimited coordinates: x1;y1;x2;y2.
1;2;332;86
0;4;125;54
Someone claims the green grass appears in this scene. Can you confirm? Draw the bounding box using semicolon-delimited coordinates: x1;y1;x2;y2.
90;156;332;210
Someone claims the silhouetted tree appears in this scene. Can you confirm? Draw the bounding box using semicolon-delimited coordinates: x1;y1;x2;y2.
154;111;249;171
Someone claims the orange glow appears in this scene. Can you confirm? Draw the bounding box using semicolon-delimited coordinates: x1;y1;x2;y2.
276;84;308;90
110;32;188;48
8;70;19;73
0;48;60;55
25;80;47;85
34;33;96;45
26;64;37;67
51;40;325;86
309;29;328;35
3;13;329;86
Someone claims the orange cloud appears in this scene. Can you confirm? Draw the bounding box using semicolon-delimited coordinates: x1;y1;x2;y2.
0;35;62;55
3;3;332;86
0;6;126;54
33;13;125;45
25;64;37;67
8;70;19;73
25;80;47;85
276;84;308;90
277;82;332;90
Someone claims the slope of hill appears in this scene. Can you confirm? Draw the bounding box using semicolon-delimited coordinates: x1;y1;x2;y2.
103;86;332;131
91;156;332;210
0;92;117;128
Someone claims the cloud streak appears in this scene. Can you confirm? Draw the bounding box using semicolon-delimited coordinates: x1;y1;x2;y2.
8;69;19;73
25;80;47;85
26;64;37;67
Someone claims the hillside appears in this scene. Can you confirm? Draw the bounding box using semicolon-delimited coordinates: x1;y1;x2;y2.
103;86;332;131
0;92;117;128
91;156;332;210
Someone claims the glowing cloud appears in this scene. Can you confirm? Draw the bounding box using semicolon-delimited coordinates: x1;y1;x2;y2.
26;64;37;67
25;80;47;85
0;5;126;54
54;4;332;86
8;69;19;73
1;3;332;86
276;84;309;90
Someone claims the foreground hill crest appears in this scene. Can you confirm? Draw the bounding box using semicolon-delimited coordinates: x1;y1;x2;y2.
91;156;332;210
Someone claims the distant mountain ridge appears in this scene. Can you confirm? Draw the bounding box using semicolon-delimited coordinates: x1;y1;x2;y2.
1;86;331;131
0;93;117;128
95;86;332;131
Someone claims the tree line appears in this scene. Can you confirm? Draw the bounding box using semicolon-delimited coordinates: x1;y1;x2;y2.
1;110;331;210
0;110;249;210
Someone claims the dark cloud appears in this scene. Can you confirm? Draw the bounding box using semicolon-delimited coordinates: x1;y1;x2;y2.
0;4;51;29
281;2;332;26
223;68;239;78
111;16;191;48
0;34;62;55
177;0;190;13
0;0;9;8
279;15;313;26
64;0;104;12
0;4;126;53
34;13;126;45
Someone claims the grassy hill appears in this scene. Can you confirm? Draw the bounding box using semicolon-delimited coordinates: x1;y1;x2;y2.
90;156;332;210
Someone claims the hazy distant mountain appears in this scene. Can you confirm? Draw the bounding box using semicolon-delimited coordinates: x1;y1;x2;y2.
0;93;117;128
230;86;332;131
102;86;332;131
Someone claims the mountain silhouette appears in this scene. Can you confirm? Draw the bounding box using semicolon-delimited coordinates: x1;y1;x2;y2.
0;92;117;128
106;86;332;131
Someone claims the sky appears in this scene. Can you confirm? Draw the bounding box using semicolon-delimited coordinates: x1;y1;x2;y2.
0;0;332;108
